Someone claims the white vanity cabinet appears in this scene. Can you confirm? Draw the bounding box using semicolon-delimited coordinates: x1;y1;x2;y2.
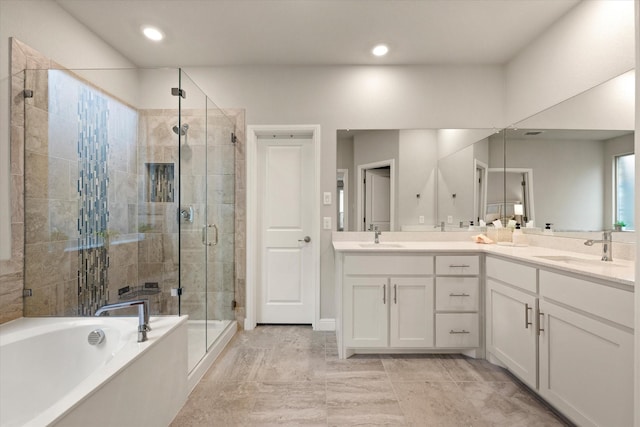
342;254;434;352
485;257;538;388
337;252;483;358
537;271;634;427
485;255;635;427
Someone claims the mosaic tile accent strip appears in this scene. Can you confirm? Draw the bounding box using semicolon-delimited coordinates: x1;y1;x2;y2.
76;83;110;316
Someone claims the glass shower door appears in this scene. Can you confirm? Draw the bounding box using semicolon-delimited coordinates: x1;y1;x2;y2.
178;72;209;372
178;70;237;373
205;97;236;351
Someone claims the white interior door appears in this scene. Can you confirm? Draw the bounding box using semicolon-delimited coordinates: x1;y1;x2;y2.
364;168;390;231
256;137;314;324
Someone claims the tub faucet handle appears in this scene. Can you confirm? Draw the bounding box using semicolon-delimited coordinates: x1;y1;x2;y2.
95;299;151;342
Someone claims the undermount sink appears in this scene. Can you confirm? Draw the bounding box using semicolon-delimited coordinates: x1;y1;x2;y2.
533;255;621;267
358;243;404;249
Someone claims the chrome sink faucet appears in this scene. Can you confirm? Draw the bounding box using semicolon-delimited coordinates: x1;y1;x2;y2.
95;299;151;342
584;230;613;262
369;224;381;244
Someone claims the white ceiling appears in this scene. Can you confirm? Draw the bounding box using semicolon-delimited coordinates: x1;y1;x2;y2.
54;0;580;67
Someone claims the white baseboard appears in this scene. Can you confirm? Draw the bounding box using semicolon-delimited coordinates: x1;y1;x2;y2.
315;318;335;331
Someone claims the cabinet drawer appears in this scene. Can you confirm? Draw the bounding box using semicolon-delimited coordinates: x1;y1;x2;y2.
486;256;536;293
539;270;633;328
435;277;479;311
435;313;479;348
435;256;479;275
344;255;433;275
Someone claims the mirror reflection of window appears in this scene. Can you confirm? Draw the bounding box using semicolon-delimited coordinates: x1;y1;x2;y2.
615;153;634;230
337;179;345;231
337;169;349;231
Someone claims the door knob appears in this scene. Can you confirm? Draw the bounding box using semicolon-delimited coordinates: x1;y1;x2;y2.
298;236;311;243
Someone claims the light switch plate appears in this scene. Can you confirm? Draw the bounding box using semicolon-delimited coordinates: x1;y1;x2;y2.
323;217;332;229
447;215;453;224
419;216;425;224
323;192;332;205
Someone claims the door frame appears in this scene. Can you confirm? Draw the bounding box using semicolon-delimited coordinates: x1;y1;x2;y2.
246;124;321;331
356;159;395;231
474;159;488;225
486;167;535;224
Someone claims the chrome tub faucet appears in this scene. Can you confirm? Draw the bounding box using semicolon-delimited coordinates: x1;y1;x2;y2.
95;299;151;342
584;230;613;262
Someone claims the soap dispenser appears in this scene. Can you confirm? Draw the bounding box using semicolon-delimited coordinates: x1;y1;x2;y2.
512;223;528;246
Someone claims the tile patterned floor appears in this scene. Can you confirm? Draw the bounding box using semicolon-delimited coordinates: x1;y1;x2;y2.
171;325;571;426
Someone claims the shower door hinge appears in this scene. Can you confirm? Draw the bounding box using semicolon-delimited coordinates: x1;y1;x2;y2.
232;300;237;310
23;89;33;98
171;88;186;99
23;289;33;297
231;132;237;143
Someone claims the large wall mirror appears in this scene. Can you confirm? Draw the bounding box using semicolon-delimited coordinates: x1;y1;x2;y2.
336;128;501;232
336;70;634;236
505;70;634;237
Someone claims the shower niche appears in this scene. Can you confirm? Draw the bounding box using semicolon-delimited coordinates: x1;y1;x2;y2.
146;163;175;203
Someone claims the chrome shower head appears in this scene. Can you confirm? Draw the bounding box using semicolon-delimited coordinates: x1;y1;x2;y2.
172;123;189;136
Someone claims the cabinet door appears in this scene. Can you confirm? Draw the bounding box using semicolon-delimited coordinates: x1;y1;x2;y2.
389;277;434;348
343;277;388;348
486;279;537;388
539;300;633;427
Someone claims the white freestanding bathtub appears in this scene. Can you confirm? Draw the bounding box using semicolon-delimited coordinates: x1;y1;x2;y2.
0;316;188;427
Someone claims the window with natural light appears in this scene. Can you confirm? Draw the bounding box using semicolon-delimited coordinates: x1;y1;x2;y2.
615;153;634;230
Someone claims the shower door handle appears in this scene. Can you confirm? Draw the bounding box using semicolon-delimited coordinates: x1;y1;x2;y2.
202;226;210;246
210;224;219;246
202;225;218;246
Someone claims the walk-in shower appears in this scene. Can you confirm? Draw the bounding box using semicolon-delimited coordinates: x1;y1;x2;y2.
13;53;241;383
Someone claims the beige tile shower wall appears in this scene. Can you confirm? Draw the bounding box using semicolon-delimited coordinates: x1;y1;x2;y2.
137;108;245;323
104;107;140;309
1;39;48;322
226;109;246;327
23;65;82;317
206;109;240;322
138;110;180;316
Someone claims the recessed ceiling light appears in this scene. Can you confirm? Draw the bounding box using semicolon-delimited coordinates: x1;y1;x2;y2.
142;26;164;42
372;44;389;57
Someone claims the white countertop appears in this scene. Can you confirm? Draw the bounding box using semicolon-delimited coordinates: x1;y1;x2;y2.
332;240;634;288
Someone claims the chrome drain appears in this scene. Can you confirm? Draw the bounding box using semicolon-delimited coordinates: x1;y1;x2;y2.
87;329;106;345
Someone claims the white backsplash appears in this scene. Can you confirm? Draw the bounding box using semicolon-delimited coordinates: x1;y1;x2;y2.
333;231;636;261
